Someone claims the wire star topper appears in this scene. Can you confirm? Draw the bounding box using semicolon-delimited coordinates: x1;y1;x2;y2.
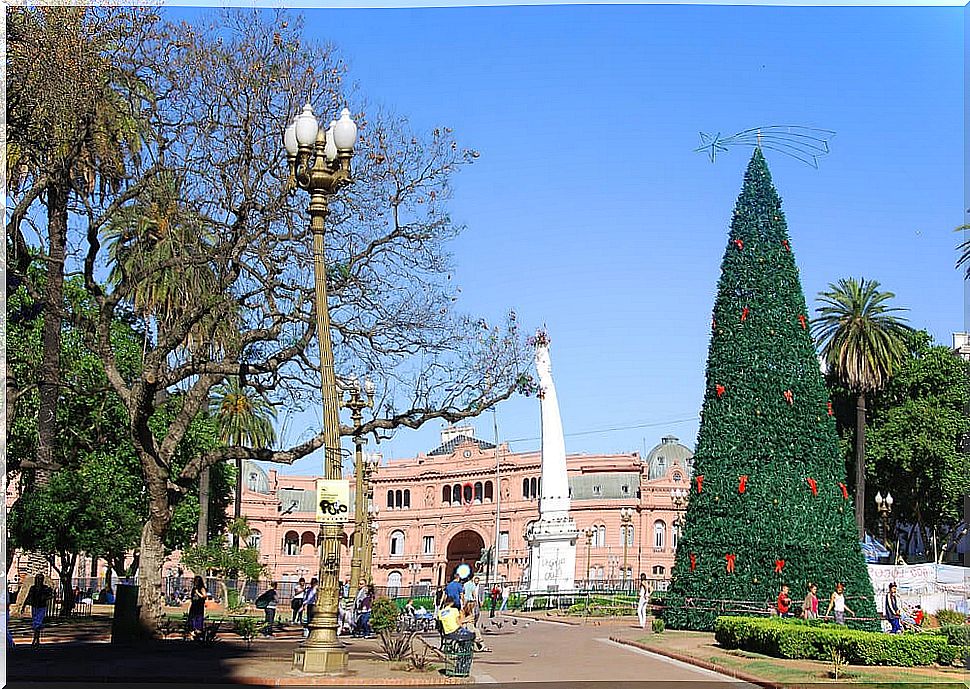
696;126;836;168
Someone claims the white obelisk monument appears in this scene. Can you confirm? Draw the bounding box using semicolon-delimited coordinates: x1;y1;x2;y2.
527;330;579;592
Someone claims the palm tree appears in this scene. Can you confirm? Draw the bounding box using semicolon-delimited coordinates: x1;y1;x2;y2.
955;225;970;277
208;380;278;546
812;278;911;539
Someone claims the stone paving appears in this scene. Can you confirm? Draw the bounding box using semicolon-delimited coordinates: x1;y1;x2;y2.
5;613;748;686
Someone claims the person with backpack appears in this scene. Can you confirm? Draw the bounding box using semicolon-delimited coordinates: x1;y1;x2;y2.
256;582;278;636
19;574;54;646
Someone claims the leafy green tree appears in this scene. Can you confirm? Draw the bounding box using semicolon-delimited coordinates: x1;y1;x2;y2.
180;519;266;610
829;331;970;561
209;379;278;542
665;150;876;631
813;278;911;538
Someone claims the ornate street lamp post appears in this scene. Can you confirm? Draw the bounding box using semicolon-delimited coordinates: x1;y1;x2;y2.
875;491;894;561
584;528;594;589
620;507;634;590
341;377;375;592
283;103;358;674
671;488;688;553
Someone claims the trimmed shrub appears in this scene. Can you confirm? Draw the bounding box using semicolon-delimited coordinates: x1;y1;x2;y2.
714;615;954;667
652;618;665;634
935;624;969;665
935;609;967;626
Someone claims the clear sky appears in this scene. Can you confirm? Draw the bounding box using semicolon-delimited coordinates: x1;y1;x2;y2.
167;3;965;474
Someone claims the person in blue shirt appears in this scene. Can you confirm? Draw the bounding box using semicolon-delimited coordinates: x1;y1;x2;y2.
445;571;463;608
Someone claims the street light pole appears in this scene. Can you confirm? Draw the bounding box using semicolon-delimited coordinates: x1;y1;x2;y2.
620;507;633;591
342;378;375;593
284;103;358;674
875;491;894;562
492;407;502;589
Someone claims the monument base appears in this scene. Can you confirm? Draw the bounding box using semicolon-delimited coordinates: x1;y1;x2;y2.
527;518;578;593
292;645;348;674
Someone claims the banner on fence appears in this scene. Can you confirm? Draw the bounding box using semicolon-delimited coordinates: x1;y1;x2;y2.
315;479;350;523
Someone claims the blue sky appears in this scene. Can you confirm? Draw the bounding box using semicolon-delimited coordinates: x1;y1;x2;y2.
168;4;965;474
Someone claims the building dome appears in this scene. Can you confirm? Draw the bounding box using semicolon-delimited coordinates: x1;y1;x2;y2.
645;435;693;481
242;460;270;494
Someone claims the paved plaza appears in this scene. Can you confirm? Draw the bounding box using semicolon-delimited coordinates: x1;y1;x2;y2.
6;613;749;687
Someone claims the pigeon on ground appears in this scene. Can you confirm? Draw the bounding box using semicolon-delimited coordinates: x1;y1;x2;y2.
495;621;503;629
511;618;518;625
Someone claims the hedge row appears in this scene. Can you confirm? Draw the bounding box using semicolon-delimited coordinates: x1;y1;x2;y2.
714;616;955;667
935;624;970;664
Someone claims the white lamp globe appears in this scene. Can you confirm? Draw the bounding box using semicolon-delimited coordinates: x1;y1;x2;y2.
295;103;319;147
886;493;893;507
283;122;299;156
324;121;338;161
333;107;358;150
875;492;883;506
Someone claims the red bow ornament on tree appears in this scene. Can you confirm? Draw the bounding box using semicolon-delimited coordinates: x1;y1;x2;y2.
741;307;750;323
738;475;748;494
783;389;794;404
712;317;717;329
798;314;807;329
806;477;818;496
716;384;725;398
774;559;785;574
838;482;849;500
733;239;744;250
696;475;704;494
782;240;790;252
689;553;697;572
725;554;736;573
827;401;834;416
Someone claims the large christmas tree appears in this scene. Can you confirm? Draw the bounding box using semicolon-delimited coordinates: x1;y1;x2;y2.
665;149;877;631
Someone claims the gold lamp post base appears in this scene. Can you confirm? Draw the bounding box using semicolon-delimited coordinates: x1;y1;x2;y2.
292;645;348;674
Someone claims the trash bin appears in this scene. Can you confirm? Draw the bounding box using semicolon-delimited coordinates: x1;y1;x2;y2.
441;637;475;677
111;584;140;644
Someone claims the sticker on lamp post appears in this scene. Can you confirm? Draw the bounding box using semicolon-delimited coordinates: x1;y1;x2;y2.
316;479;350;523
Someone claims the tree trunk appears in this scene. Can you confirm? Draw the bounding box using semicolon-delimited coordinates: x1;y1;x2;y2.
15;468;54;608
34;178;69;475
136;519;168;637
854;391;867;540
197;466;210;546
57;554;77;617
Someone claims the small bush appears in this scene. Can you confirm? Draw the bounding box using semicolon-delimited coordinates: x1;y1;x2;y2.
935;624;970;665
935;609;967;627
714;615;954;667
232;617;260;646
652;618;666;634
370;597;399;633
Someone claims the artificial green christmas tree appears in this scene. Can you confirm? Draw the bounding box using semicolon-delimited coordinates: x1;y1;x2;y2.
665;149;878;631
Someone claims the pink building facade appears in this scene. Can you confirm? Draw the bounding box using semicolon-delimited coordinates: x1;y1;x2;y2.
225;427;693;592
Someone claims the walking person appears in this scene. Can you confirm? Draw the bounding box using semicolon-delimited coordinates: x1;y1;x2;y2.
499;584;511;612
801;582;819;620
488;584;500;619
636;573;650;629
188;576;207;641
290;577;306;625
464;575;481;626
884;583;902;634
825;583;855;625
257;582;278;636
458;601;490;652
445;571;463;608
300;578;319;638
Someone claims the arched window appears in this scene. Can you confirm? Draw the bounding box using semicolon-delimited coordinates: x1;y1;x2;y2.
595;566;604;580
452;484;462;505
283;531;299;556
653;521;666;550
395;490;403;509
522;478;529;498
597;525;606;547
538;477;541;497
474;482;483;504
673;525;680;550
387;490;394;509
403;489;411;509
301;531;316;556
247;472;260;492
484;481;493;503
652;565;666;576
463;484;473;504
387;571;403;595
390;530;405;556
442;485;451;505
248;530;262;551
530;477;537;499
